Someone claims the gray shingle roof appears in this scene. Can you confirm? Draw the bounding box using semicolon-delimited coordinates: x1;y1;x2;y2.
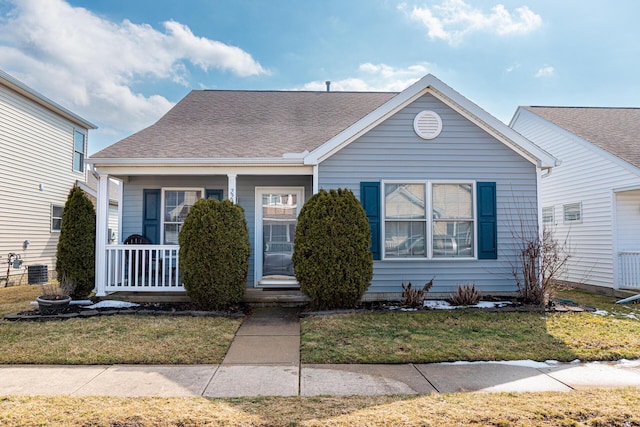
524;106;640;168
92;90;397;159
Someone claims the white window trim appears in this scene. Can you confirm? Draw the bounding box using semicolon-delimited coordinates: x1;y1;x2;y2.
160;187;204;245
381;180;477;261
563;202;582;224
73;128;87;174
51;204;63;232
542;206;555;224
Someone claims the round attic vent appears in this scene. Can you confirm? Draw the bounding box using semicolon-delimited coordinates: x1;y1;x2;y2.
413;110;442;140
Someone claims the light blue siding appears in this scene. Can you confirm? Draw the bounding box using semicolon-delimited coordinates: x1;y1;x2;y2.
319;93;538;294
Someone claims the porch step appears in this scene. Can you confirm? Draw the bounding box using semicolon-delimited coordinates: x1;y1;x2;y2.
243;289;310;307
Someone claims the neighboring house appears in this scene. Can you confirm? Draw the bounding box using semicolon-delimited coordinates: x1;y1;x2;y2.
0;70;97;284
510;106;640;295
89;74;557;299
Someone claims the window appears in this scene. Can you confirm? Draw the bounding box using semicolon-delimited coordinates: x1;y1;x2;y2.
162;189;203;244
542;206;554;224
563;202;582;223
383;182;475;259
73;130;86;173
51;205;63;231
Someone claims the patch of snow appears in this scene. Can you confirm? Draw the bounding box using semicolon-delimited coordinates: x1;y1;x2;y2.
616;359;640;368
593;310;609;316
440;360;552;369
423;300;513;310
85;301;140;309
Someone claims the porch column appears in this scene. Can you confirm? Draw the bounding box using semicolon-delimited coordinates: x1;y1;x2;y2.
228;174;237;203
94;172;110;296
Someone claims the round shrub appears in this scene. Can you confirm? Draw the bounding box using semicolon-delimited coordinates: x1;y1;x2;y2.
56;186;96;298
179;198;250;310
293;188;373;309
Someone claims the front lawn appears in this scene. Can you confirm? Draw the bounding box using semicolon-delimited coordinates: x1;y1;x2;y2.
2;389;640;426
301;289;640;364
0;285;242;364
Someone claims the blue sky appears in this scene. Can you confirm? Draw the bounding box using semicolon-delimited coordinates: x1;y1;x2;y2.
1;0;639;154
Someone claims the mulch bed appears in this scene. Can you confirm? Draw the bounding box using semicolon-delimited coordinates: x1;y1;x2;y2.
3;301;251;322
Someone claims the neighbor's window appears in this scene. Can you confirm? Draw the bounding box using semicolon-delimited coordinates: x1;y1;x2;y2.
383;182;474;259
162;188;203;244
51;205;63;232
73;130;86;173
563;202;582;223
542;206;554;224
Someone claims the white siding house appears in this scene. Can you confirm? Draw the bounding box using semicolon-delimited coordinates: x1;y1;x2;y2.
510;107;640;294
0;70;96;285
89;75;557;299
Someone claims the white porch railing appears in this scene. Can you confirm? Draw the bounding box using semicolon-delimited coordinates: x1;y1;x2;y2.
618;251;640;289
105;244;184;292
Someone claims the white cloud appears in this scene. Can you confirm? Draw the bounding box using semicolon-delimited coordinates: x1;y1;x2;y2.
401;0;542;45
535;65;555;78
299;63;429;92
0;0;266;146
506;63;521;73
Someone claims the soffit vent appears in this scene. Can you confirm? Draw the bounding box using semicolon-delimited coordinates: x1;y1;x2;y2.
413;110;442;140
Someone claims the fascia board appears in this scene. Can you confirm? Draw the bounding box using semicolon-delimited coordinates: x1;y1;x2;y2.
0;69;97;130
433;89;559;169
304;74;439;165
87;157;305;167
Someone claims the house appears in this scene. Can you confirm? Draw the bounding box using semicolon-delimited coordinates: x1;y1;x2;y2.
0;69;97;285
510;106;640;295
89;74;557;299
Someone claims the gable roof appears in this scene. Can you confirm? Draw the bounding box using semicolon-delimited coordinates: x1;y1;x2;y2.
305;74;557;168
0;69;97;130
91;90;396;159
522;106;640;169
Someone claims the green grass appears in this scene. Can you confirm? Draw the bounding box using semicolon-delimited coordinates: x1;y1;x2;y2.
0;285;242;364
301;288;640;364
2;389;640;426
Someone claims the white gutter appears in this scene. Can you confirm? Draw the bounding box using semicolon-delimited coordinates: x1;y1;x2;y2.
87;157;306;167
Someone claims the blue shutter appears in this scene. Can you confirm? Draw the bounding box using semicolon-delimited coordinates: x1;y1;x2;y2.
206;189;223;201
477;182;497;259
143;189;160;244
360;182;381;260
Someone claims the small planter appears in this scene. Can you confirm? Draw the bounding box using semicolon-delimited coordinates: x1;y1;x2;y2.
36;295;72;315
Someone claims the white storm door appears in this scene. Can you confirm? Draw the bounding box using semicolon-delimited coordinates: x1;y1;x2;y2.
255;187;304;287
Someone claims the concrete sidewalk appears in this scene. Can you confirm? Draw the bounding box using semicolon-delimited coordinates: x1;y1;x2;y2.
2;307;640;398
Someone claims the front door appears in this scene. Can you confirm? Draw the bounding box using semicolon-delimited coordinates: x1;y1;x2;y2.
255;187;304;287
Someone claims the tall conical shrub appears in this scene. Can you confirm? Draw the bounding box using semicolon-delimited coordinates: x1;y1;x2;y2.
56;186;96;298
179;198;250;310
293;188;373;309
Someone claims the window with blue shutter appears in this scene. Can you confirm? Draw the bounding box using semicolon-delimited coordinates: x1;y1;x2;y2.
206;189;223;201
360;182;381;260
476;182;497;259
142;189;160;244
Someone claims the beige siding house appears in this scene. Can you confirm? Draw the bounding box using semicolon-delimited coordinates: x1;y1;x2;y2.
0;70;96;285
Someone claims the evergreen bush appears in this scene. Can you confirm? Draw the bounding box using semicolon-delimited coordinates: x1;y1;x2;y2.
179;198;250;310
56;186;96;298
293;188;373;309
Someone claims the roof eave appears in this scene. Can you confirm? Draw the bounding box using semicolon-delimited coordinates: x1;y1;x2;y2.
87;157;306;167
0;69;97;130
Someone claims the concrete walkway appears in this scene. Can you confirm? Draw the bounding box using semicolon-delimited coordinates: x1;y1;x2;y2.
2;307;640;398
